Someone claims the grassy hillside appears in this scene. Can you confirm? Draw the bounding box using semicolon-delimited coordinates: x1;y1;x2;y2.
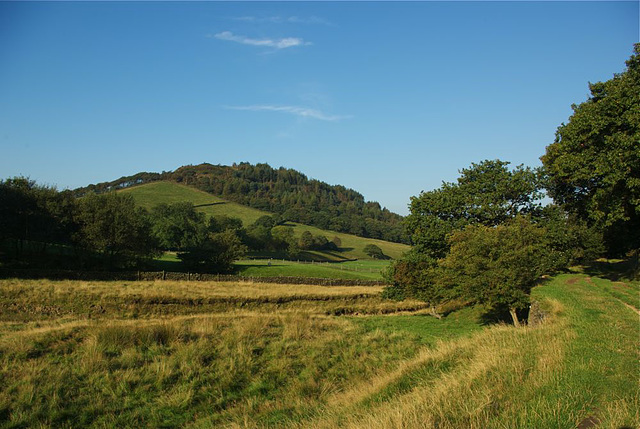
0;274;637;428
75;162;408;244
119;181;272;225
120;181;410;260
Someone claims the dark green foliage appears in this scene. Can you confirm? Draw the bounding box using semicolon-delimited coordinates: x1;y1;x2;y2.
406;160;543;259
74;162;409;244
271;225;298;254
363;244;386;259
149;202;207;250
0;178;78;253
178;230;247;273
299;231;314;250
541;44;640;256
382;252;442;305
297;231;337;252
437;217;549;325
75;193;158;268
244;224;273;252
1;178;80;269
535;205;604;271
391;161;573;322
0;177;253;272
253;215;277;229
208;215;244;233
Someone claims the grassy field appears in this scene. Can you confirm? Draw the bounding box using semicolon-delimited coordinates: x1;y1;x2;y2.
118;181;272;225
152;253;389;280
119;181;410;261
235;259;390;281
0;274;637;428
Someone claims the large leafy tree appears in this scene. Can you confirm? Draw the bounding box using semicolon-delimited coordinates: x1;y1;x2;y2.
149;202;207;250
0;177;77;258
382;252;445;317
535;204;604;270
178;230;247;273
541;44;640;256
75;193;157;268
363;244;386;259
385;160;543;305
406;159;543;259
437;217;549;326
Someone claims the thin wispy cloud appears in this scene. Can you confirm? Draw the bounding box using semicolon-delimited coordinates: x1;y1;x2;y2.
225;105;349;122
288;16;332;26
211;31;310;50
233;16;333;26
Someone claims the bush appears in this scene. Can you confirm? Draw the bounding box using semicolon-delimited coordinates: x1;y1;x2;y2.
363;244;385;259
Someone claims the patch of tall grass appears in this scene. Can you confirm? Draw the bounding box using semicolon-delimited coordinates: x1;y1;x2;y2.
0;312;438;427
294;275;639;429
0;274;636;428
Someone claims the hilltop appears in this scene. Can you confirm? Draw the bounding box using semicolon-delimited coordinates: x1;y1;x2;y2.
75;162;409;244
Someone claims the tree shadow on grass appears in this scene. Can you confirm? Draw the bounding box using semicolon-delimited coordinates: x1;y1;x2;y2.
193;202;226;208
150;258;184;272
581;257;639;281
479;305;530;326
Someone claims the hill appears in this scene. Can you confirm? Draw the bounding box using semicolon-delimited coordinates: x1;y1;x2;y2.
75;162;409;244
120;181;410;260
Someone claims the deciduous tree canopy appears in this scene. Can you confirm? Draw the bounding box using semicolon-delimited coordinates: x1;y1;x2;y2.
541;44;640;256
75;193;158;268
436;217;549;326
406;159;543;259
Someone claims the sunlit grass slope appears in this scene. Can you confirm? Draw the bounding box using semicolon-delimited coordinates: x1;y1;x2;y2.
119;181;410;260
0;274;637;428
235;259;390;281
118;181;271;225
298;274;639;429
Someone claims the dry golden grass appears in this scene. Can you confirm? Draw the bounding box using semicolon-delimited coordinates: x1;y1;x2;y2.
292;302;571;429
1;275;637;428
0;278;383;299
283;279;639;429
1;278;428;324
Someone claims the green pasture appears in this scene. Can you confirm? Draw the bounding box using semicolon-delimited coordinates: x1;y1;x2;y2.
121;181;410;261
152;253;390;280
235;259;390;280
119;181;272;225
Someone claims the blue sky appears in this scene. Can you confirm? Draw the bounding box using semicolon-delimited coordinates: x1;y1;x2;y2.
1;1;638;215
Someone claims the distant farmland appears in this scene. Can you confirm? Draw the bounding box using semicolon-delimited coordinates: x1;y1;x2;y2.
120;181;410;261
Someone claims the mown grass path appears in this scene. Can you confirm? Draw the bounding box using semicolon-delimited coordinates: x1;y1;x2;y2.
293;274;639;429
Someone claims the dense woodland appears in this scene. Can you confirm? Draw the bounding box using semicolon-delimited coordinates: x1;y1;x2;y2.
74;163;409;244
